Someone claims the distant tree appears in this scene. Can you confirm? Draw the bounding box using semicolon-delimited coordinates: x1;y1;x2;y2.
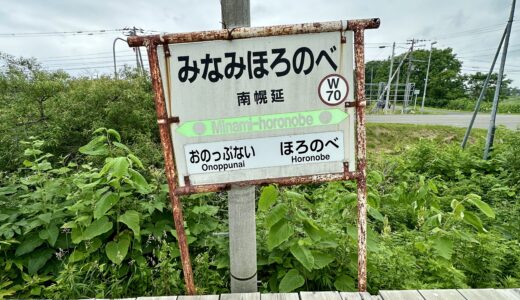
0;53;159;171
463;72;513;101
364;47;465;107
0;53;69;169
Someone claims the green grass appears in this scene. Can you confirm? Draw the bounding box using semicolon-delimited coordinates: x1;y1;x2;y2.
366;123;488;154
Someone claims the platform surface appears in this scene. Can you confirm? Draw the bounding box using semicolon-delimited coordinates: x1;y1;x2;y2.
105;288;520;300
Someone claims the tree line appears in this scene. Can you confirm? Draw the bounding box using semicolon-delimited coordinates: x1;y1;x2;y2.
365;47;518;107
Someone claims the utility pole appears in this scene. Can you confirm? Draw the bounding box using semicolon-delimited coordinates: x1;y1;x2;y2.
385;42;395;111
131;27;145;73
221;0;257;293
369;67;374;103
461;26;507;149
393;66;400;112
421;41;437;112
403;38;415;113
483;0;516;159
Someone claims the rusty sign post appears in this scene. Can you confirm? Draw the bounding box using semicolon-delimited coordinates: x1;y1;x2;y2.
128;18;379;294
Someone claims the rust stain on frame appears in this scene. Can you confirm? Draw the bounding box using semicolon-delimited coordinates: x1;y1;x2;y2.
353;28;368;292
146;43;197;295
128;19;379;47
175;170;357;195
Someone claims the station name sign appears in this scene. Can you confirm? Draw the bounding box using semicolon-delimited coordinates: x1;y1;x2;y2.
157;30;356;186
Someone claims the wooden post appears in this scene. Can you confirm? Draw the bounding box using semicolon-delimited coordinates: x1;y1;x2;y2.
221;0;257;293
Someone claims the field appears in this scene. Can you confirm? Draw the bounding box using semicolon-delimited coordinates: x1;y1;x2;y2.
1;121;519;299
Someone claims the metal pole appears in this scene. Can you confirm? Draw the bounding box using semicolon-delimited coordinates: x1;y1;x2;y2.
137;47;145;73
421;41;436;112
461;26;507;149
221;0;257;293
353;28;368;292
369;67;373;104
393;67;400;112
146;44;196;295
132;27;141;70
372;48;412;112
384;42;395;111
403;39;415;112
113;37;126;79
484;0;515;159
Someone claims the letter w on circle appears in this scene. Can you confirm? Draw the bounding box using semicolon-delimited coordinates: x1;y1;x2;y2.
327;77;339;89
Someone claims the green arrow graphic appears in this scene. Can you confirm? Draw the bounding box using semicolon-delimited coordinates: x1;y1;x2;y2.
176;109;348;137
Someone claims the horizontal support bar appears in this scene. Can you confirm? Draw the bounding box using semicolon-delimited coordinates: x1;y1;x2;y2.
175;170;357;195
128;18;380;47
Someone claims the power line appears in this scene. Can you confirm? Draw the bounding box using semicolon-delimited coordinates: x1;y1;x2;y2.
0;29;125;37
43;58;148;68
429;21;517;40
45;64;149;72
0;27;159;38
39;53;144;63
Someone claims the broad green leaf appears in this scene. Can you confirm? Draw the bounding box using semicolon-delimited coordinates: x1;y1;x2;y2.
128;154;144;169
463;211;485;232
69;250;89;263
451;199;460;210
71;227;83;244
258;185;279;211
343;193;358;204
290;244;314;271
192;205;219;216
15;233;44;256
368;207;384;222
99;158;115;176
86;238;103;253
79;135;108;156
267;219;294;250
334;275;355;291
93;127;107;134
303;219;326;242
0;214;9;221
312;251;335;269
279;269;304;292
61;221;77;229
39;225;59;246
284;190;305;201
428;180;439;194
109;157;129;178
24;148;43;156
465;194;495;219
368;170;383;184
265;203;288;229
118;210;140;237
0;185;20;196
37;213;52;224
112;141;130;153
453;202;465;219
367;192;380;208
433;236;453;259
94;192;119;219
105;233;131;265
129;169;151;194
107;129;121;142
83;216;113;240
28;248;54;275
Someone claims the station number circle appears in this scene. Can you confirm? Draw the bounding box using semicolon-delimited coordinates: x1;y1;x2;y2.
318;74;349;106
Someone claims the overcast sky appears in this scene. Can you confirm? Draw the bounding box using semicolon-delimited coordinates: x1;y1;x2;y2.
0;0;518;87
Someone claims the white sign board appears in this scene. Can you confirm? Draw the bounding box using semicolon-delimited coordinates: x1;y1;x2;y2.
158;31;355;186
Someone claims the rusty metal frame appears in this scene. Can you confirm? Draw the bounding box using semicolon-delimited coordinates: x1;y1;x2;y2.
130;18;379;294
